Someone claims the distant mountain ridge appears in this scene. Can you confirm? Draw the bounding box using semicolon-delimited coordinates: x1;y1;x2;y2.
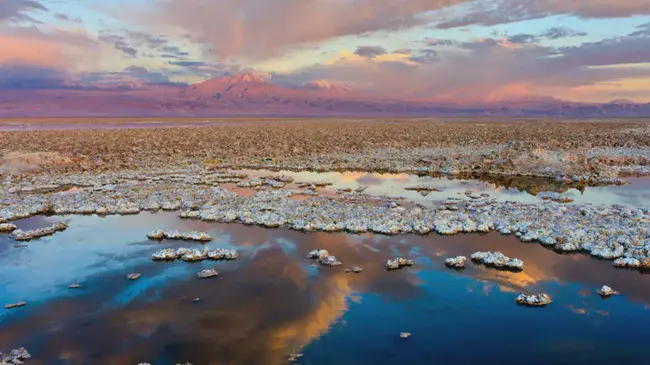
1;73;649;117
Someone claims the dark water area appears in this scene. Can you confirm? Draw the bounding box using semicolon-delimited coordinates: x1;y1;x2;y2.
1;212;649;364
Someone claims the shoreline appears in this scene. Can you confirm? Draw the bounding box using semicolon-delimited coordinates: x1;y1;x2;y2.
1;166;648;272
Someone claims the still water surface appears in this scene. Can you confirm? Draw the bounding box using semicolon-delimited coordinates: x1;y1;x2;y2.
239;169;650;208
1;212;649;364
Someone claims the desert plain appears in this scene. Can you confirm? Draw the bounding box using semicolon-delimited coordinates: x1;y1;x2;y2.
1;117;650;365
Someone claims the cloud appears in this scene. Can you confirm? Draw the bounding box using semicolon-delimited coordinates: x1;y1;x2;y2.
557;35;650;67
0;0;648;103
122;65;176;84
54;13;82;24
393;48;412;55
98;32;137;57
0;25;100;69
165;60;240;81
274;29;650;102
97;29;193;61
507;26;588;44
0;63;185;90
141;0;467;60
424;38;456;47
541;26;587;39
437;0;650;28
408;49;438;64
0;63;72;89
78;66;182;88
0;0;46;23
159;45;189;58
459;38;504;50
168;60;207;67
353;46;387;58
630;22;650;36
508;33;537;44
125;30;167;49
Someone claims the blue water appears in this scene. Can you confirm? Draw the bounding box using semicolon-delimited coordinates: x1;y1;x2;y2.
1;212;649;364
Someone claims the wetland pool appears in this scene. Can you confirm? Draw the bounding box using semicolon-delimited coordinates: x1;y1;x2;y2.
1;211;649;365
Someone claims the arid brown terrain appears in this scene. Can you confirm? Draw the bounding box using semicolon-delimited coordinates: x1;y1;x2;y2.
1;118;649;182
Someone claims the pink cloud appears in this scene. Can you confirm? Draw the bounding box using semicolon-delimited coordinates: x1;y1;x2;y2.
146;0;468;60
0;36;66;65
0;25;100;71
272;34;650;103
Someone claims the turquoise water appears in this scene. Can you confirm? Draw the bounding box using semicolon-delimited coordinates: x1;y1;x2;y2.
1;212;649;364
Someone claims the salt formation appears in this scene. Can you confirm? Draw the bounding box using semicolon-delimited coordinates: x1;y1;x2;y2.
11;222;67;241
147;229;166;239
0;167;649;272
597;285;619;297
515;293;552;307
126;273;142;280
297;181;332;189
4;302;26;309
146;229;212;242
386;257;414;270
471;251;524;271
207;248;239;260
296;189;318;196
237;178;265;188
0;347;31;364
538;192;575;203
236;175;293;189
345;266;363;273
613;258;642;268
152;248;178;261
177;248;207;262
307;249;342;266
464;190;483;200
405;184;441;192
267;175;294;183
152;247;238;262
288;353;304;363
265;180;286;188
444;256;467;268
197;269;218;278
0;223;17;232
180;210;201;219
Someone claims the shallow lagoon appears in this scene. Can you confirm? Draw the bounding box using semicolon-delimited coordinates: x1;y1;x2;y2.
239;169;650;207
2;210;650;365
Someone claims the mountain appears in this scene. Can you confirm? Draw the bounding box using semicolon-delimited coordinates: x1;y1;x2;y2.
1;73;650;117
608;99;637;105
179;72;292;104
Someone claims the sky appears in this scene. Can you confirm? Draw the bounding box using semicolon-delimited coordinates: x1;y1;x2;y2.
1;0;650;102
